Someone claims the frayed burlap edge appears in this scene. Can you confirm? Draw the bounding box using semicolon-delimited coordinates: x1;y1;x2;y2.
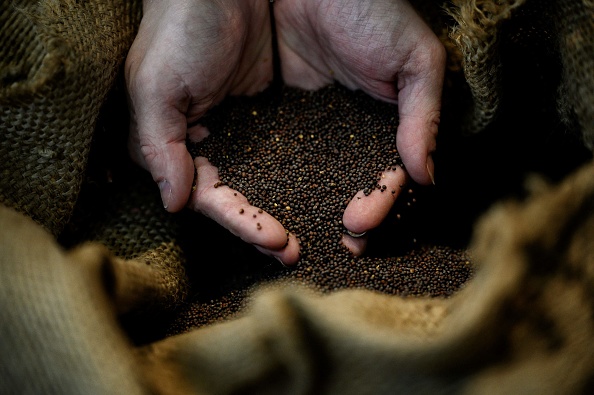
446;0;526;133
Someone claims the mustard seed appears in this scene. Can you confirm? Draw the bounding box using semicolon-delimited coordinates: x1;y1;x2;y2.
180;83;474;330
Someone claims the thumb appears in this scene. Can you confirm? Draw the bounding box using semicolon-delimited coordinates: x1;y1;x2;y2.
395;34;445;185
129;105;195;213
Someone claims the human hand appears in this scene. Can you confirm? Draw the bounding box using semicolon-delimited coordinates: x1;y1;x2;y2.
126;0;272;212
273;0;445;251
126;0;299;264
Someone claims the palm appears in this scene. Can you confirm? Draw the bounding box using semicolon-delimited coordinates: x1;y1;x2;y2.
127;0;273;127
274;0;445;185
273;0;445;234
125;0;274;212
275;0;406;97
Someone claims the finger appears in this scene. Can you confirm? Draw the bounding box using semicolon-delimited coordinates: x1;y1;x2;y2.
342;166;407;234
340;233;367;257
126;69;196;212
187;123;210;143
396;33;445;185
190;157;294;253
255;232;301;266
131;110;195;213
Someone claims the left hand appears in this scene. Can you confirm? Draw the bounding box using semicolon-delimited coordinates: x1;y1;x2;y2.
273;0;446;252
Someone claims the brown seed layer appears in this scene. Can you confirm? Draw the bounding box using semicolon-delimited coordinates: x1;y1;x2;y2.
179;84;473;332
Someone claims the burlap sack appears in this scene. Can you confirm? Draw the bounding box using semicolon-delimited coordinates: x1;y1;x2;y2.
1;0;594;393
0;0;142;236
0;0;188;312
2;156;594;394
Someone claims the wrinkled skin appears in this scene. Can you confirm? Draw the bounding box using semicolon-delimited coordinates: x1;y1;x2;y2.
125;0;445;265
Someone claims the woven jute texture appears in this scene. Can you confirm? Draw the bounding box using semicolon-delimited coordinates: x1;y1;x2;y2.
0;0;141;236
446;0;594;143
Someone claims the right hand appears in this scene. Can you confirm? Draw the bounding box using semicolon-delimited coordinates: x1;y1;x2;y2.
125;0;300;265
126;0;273;212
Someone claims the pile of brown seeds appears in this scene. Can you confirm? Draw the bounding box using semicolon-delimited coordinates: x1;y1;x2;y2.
177;84;473;331
190;84;403;260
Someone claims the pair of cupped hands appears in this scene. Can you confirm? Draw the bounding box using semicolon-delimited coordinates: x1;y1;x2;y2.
125;0;445;266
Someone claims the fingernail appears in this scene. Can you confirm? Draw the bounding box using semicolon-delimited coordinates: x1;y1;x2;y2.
346;230;367;238
426;156;435;185
158;180;172;209
274;256;288;267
